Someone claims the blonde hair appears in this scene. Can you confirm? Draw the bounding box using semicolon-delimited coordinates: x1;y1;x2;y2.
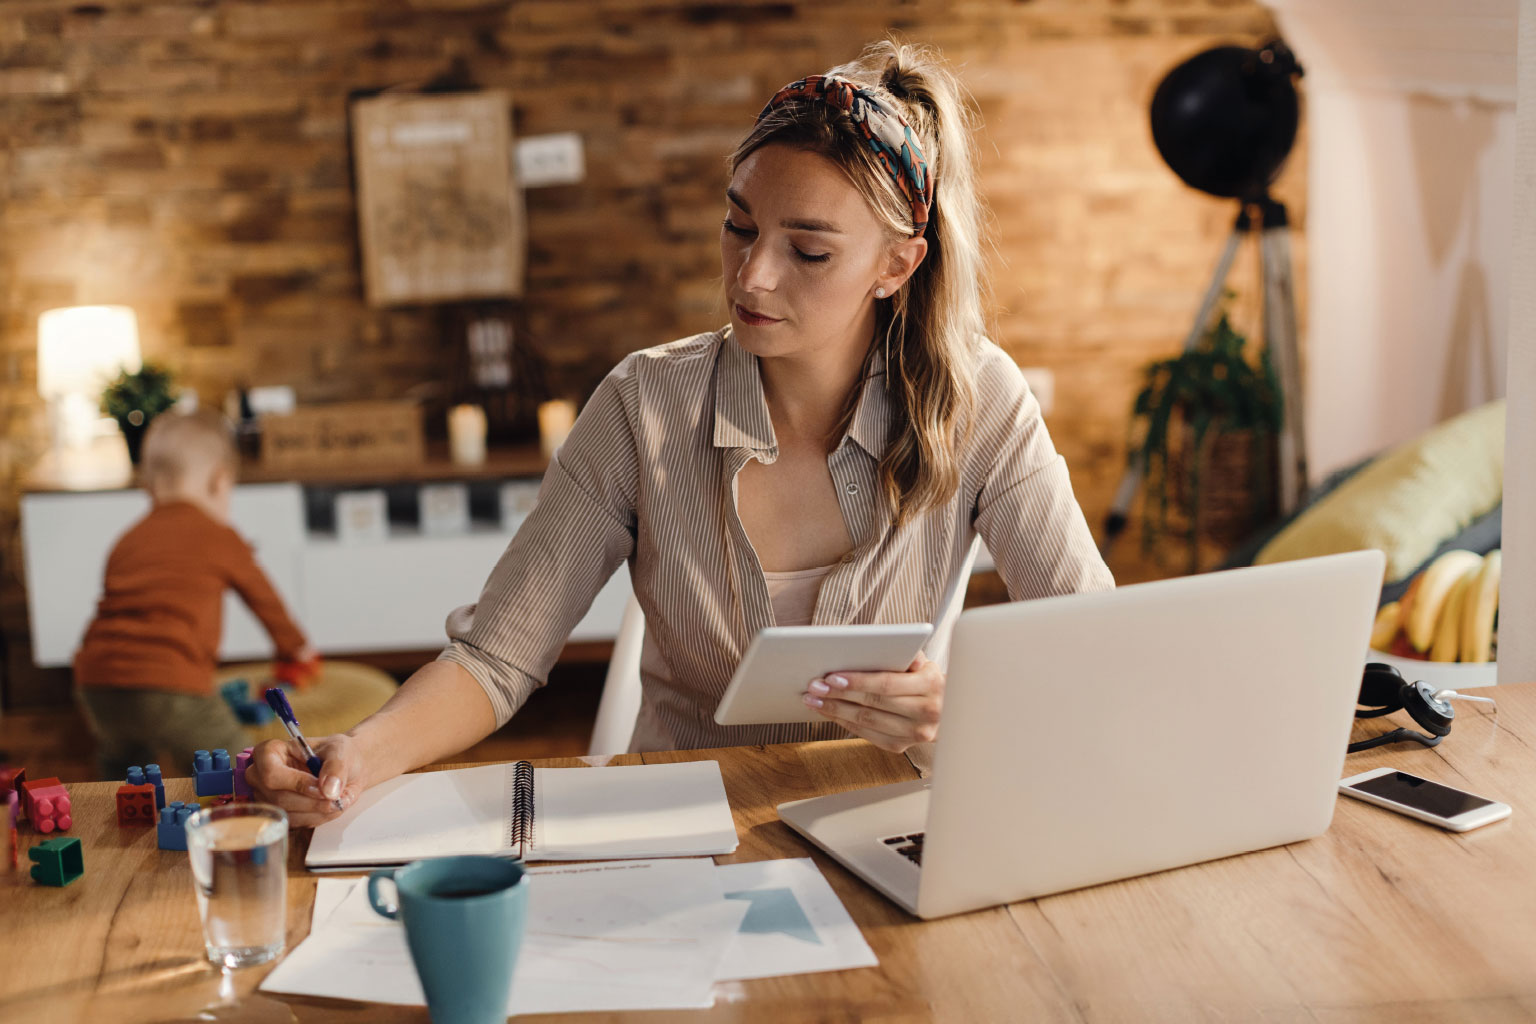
140;408;237;496
730;40;986;527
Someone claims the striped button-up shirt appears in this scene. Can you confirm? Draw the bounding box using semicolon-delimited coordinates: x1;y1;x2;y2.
439;326;1113;751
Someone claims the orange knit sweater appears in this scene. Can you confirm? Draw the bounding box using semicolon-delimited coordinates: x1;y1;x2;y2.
74;501;307;697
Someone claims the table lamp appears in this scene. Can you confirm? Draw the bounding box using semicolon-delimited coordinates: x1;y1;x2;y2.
37;305;141;449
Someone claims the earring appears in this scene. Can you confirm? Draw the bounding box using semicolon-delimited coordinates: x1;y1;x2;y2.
875;287;886;298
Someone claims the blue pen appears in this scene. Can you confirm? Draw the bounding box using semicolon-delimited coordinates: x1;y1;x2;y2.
264;687;346;811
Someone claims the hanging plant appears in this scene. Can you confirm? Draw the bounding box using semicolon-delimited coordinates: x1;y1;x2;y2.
1130;305;1282;561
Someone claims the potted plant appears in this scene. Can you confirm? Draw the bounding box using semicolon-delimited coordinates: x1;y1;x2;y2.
101;363;178;464
1130;306;1282;571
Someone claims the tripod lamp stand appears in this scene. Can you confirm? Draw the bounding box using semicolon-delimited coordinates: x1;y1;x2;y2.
1102;39;1307;556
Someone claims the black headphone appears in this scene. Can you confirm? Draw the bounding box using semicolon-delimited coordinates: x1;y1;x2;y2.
1350;663;1458;753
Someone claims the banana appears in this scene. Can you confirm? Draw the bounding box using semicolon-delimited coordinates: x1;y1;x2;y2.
1370;602;1402;650
1430;565;1478;662
1406;550;1484;652
1396;575;1423;643
1460;549;1502;663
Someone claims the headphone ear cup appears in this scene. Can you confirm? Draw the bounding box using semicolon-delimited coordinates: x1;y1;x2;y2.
1402;681;1454;737
1359;663;1408;710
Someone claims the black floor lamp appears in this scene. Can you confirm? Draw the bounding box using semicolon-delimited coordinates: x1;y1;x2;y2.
1103;39;1307;555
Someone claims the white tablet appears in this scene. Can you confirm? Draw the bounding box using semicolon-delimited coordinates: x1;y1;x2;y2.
713;623;935;726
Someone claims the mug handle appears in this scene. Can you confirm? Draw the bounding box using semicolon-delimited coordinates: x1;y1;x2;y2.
367;869;400;920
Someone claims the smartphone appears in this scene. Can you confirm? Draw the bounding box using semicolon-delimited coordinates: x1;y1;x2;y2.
1339;767;1511;831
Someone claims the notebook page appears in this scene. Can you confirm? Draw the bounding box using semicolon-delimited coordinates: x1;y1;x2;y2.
306;763;508;867
531;761;738;860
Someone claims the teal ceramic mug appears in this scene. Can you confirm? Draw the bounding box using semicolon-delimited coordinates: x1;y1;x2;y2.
368;856;529;1024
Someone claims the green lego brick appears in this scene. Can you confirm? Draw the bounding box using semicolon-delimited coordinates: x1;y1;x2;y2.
28;836;83;887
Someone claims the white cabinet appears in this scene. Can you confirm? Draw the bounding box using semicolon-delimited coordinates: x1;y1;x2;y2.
300;528;631;653
20;482;628;668
20;484;307;667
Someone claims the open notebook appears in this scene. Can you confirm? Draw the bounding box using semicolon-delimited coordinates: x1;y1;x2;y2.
306;760;738;870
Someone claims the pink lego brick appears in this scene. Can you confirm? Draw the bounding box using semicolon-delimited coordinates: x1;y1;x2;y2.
23;779;71;834
233;747;255;799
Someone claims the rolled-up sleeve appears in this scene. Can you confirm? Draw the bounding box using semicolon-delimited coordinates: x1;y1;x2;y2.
437;363;641;726
971;349;1115;601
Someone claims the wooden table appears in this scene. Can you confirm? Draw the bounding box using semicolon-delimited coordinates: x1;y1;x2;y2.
6;685;1536;1023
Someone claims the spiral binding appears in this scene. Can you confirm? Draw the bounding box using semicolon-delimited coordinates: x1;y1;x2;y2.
507;760;535;858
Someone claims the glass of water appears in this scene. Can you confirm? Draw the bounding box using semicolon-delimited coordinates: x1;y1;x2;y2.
185;803;289;969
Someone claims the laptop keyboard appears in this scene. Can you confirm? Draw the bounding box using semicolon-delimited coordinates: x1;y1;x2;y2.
882;832;925;866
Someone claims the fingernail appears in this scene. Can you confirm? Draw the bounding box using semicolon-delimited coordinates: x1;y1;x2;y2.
304;783;322;798
803;694;824;708
828;674;849;690
322;777;341;799
808;679;830;696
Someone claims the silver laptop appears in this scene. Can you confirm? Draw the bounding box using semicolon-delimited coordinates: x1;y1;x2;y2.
778;550;1385;919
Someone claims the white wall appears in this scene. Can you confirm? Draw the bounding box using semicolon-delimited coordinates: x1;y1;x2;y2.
1502;0;1535;683
1268;0;1516;477
1268;0;1530;681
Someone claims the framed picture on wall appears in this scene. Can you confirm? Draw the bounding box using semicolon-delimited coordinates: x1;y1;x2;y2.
351;90;526;306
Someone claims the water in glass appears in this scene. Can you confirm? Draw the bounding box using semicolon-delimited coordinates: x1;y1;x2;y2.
186;804;289;969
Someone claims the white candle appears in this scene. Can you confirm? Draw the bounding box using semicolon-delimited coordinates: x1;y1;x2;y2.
448;404;487;466
538;399;577;460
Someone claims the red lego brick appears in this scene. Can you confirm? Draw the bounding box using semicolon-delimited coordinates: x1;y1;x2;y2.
6;791;17;870
274;655;321;689
22;779;71;834
116;783;157;826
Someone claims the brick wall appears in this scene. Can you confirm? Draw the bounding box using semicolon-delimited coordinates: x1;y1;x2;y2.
0;0;1302;704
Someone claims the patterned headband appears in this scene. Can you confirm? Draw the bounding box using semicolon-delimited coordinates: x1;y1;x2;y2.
758;74;931;238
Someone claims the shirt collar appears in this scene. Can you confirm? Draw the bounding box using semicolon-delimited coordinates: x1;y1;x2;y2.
713;326;893;459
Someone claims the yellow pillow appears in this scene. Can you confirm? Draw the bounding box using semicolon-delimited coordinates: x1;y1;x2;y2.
1255;400;1504;584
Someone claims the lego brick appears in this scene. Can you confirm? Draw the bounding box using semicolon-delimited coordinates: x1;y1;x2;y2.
28;836;83;887
6;792;17;870
194;748;234;797
22;778;71;834
195;794;234;810
220;677;251;706
145;764;165;810
157;802;194;851
117;783;157;826
0;765;23;801
7;767;27;823
234;702;274;726
233;747;255;799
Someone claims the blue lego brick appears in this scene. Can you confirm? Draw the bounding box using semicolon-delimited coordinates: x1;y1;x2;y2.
157;801;193;851
144;764;165;810
193;748;234;797
219;678;251;706
233;702;274;726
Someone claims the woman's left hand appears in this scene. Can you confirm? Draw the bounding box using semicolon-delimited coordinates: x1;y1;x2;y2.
804;651;945;753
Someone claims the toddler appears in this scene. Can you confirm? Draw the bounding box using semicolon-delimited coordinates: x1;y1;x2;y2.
75;408;315;779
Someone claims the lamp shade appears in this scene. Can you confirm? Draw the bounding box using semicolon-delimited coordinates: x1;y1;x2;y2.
37;305;141;399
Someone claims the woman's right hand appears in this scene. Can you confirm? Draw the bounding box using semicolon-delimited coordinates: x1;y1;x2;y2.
247;733;363;828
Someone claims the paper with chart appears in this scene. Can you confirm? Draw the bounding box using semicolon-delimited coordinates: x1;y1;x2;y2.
263;858;748;1013
714;858;878;981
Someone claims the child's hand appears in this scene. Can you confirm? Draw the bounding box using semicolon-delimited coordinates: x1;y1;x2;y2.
274;649;322;688
247;734;361;828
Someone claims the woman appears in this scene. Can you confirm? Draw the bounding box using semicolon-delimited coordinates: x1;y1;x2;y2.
251;41;1112;826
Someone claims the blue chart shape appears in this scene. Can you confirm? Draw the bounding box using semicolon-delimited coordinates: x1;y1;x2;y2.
724;887;822;945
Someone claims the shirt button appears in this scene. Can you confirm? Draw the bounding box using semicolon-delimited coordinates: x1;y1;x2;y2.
845;482;859;495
